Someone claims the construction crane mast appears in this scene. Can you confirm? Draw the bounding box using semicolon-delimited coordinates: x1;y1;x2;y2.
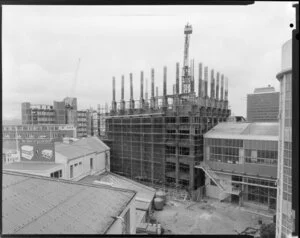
182;23;193;94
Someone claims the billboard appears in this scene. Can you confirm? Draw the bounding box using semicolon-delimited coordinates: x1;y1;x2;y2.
19;139;55;162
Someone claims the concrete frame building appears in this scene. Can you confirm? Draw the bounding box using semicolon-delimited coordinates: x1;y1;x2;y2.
202;122;278;212
276;39;295;238
103;63;231;192
247;86;280;122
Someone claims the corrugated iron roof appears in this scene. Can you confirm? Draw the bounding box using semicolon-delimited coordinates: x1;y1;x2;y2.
55;137;109;161
204;122;279;140
2;171;135;234
80;172;155;209
3;162;63;171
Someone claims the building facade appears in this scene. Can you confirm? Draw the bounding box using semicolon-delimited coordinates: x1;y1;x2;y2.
247;86;279;122
202;122;278;211
103;63;231;192
21;98;101;138
276;39;295;238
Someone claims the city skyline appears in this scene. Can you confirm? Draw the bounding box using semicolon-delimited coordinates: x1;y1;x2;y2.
2;2;296;120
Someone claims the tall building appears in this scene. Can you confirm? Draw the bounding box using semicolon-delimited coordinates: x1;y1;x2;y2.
276;39;295;238
247;86;279;122
103;62;231;192
21;98;101;138
202;122;278;211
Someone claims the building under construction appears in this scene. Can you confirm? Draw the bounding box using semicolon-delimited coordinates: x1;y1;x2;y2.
102;24;231;192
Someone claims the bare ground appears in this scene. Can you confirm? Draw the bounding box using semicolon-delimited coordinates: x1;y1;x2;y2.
152;198;273;235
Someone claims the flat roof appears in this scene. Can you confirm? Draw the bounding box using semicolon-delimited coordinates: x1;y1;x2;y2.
55;137;110;161
2;171;136;234
3;162;63;172
204;122;279;141
80;172;156;209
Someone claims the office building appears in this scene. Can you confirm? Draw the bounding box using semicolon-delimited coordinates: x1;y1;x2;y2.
2;171;136;234
201;122;278;211
247;86;279;122
276;39;295;237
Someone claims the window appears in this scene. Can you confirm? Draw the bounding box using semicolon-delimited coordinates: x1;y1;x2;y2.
90;158;93;170
180;117;189;123
166;146;176;155
179;147;189;156
70;165;73;178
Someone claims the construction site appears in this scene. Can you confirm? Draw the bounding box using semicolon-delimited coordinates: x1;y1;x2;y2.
101;23;231;196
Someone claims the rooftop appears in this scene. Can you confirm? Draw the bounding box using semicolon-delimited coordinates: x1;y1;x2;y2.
204;122;279;141
3;162;63;172
253;86;276;94
79;171;156;210
2;171;136;234
55;137;110;161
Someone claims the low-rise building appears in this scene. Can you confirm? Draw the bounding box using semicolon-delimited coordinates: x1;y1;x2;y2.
2;170;136;234
80;171;156;227
200;122;278;212
3;137;110;181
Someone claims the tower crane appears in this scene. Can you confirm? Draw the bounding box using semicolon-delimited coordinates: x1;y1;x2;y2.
182;23;193;94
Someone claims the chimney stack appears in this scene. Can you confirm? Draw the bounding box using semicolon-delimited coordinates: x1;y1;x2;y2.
198;63;203;97
216;72;220;100
145;78;149;101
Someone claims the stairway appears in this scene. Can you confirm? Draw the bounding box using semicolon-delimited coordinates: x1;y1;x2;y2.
195;162;241;196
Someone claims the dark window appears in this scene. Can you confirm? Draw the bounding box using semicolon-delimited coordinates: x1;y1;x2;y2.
70;165;73;178
90;158;93;170
179;147;189;156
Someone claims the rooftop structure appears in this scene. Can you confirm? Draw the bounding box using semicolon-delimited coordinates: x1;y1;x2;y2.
247;86;279;122
2;171;136;234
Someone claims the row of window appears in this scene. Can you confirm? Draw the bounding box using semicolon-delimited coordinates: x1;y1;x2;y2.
206;138;243;148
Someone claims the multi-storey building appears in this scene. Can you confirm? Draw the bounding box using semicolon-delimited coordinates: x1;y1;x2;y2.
103;62;231;192
77;110;88;137
202;122;278;212
276;39;295;238
247;86;280;122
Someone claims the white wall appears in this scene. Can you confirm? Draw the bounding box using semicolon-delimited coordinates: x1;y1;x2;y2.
55;150;110;181
106;196;136;234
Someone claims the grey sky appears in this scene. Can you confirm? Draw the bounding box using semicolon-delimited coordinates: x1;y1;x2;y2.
2;3;296;120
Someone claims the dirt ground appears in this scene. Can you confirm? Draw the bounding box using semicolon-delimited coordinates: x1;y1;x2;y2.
152;198;273;235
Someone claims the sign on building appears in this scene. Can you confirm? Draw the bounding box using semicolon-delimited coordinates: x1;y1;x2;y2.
19;139;55;162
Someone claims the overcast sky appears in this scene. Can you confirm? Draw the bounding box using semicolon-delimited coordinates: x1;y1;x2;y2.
2;2;296;120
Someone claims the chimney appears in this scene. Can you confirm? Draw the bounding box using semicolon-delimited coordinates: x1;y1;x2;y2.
155;86;159;108
204;66;208;98
210;69;215;99
176;62;180;95
216;72;220;100
221;74;224;101
198;63;203;97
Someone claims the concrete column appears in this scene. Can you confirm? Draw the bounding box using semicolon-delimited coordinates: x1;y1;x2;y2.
150;68;155;109
216;72;220;100
129;73;135;110
198;63;203;97
204;67;208;98
176;63;180;95
221;74;224;101
112;77;116;112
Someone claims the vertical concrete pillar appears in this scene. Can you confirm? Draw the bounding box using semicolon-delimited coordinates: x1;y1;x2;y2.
216;72;220;100
221;74;224;101
176;63;180;95
204;67;208;98
198;63;203;97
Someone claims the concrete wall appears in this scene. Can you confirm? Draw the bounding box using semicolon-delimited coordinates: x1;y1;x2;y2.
106;196;136;234
55;150;108;180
